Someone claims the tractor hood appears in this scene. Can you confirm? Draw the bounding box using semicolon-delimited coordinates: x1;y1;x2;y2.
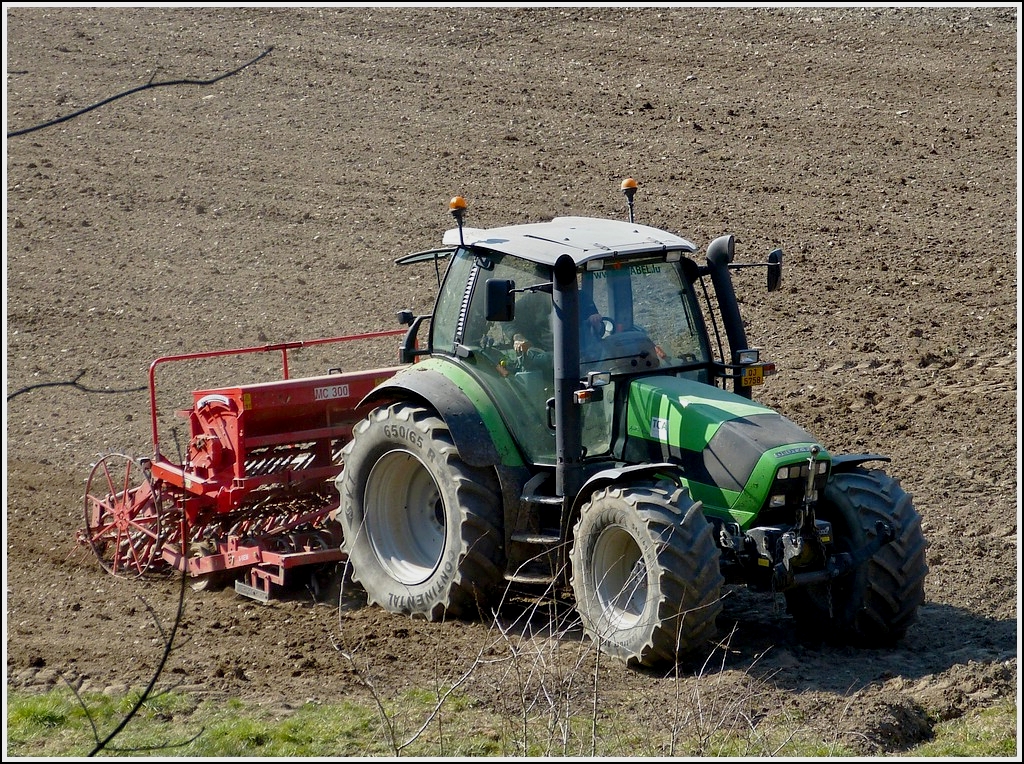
624;375;826;496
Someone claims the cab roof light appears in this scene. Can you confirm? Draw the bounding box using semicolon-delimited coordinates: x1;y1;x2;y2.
449;196;467;246
621;177;638;223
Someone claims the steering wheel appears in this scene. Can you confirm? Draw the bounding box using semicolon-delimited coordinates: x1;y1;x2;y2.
593;316;615;340
475;344;517;377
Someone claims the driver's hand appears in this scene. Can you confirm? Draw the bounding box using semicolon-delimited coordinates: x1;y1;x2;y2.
513;333;531;354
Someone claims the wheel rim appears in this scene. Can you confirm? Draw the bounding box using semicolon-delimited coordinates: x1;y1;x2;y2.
188;541;228;591
364;449;445;585
82;454;163;578
592;524;648;628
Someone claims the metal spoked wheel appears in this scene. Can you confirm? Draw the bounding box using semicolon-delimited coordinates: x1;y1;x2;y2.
82;453;165;578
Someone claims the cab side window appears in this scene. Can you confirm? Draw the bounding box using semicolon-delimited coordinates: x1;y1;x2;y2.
464;254;557;463
465;255;550;351
430;250;476;355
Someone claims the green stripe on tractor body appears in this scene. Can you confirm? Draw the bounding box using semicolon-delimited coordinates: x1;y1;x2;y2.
626;375;830;529
627;375;775;450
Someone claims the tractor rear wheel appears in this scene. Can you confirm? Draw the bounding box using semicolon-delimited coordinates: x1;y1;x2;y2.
337;402;504;620
785;467;928;645
569;482;724;667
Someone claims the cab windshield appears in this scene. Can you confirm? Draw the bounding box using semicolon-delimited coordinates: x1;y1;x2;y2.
580;256;711;378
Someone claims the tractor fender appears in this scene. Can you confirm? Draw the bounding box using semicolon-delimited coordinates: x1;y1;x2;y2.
830;453;891;472
357;364;523;468
570;462;683;525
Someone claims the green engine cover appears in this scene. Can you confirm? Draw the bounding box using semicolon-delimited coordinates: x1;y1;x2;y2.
624;375;830;528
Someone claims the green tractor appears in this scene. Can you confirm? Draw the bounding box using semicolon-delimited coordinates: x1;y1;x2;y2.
335;180;928;667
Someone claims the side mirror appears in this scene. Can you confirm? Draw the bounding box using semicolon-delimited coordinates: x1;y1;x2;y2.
767;249;783;292
485;278;516;321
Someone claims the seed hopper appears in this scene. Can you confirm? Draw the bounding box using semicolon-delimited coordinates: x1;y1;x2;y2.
78;330;406;600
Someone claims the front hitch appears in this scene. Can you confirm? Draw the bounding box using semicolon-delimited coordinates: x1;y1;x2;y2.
772;520;896;591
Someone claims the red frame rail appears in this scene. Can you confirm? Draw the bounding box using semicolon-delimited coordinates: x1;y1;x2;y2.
147;329;407;460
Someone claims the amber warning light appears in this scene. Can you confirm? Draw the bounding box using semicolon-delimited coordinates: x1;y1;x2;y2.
449;195;467;244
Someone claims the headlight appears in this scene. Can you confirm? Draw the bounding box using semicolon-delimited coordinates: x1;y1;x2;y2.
777;460;828;481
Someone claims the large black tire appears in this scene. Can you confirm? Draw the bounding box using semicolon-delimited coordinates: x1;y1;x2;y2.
785;467;928;645
569;482;724;667
336;402;504;620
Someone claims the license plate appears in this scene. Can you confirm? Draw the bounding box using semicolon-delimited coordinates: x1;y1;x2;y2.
741;365;764;386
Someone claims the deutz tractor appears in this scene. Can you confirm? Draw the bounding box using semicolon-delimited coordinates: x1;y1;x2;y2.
335;179;928;667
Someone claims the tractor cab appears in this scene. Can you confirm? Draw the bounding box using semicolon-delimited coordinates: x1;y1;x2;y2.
430;225;715;464
401;198;780;473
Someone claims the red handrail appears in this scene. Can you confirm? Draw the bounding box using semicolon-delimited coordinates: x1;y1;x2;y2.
147;329;407;458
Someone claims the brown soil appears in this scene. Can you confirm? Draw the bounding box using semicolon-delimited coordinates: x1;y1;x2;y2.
4;5;1018;756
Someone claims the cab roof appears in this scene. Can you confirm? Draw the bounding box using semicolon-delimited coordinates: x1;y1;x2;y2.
441;216;697;267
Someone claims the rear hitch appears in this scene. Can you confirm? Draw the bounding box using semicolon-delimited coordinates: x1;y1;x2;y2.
773;519;896;591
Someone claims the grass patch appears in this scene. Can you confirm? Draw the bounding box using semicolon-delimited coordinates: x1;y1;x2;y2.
908;702;1019;757
5;687;1018;758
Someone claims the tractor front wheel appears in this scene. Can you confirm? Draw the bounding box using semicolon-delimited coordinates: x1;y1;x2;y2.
569;482;724;667
785;467;928;645
336;402;504;620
